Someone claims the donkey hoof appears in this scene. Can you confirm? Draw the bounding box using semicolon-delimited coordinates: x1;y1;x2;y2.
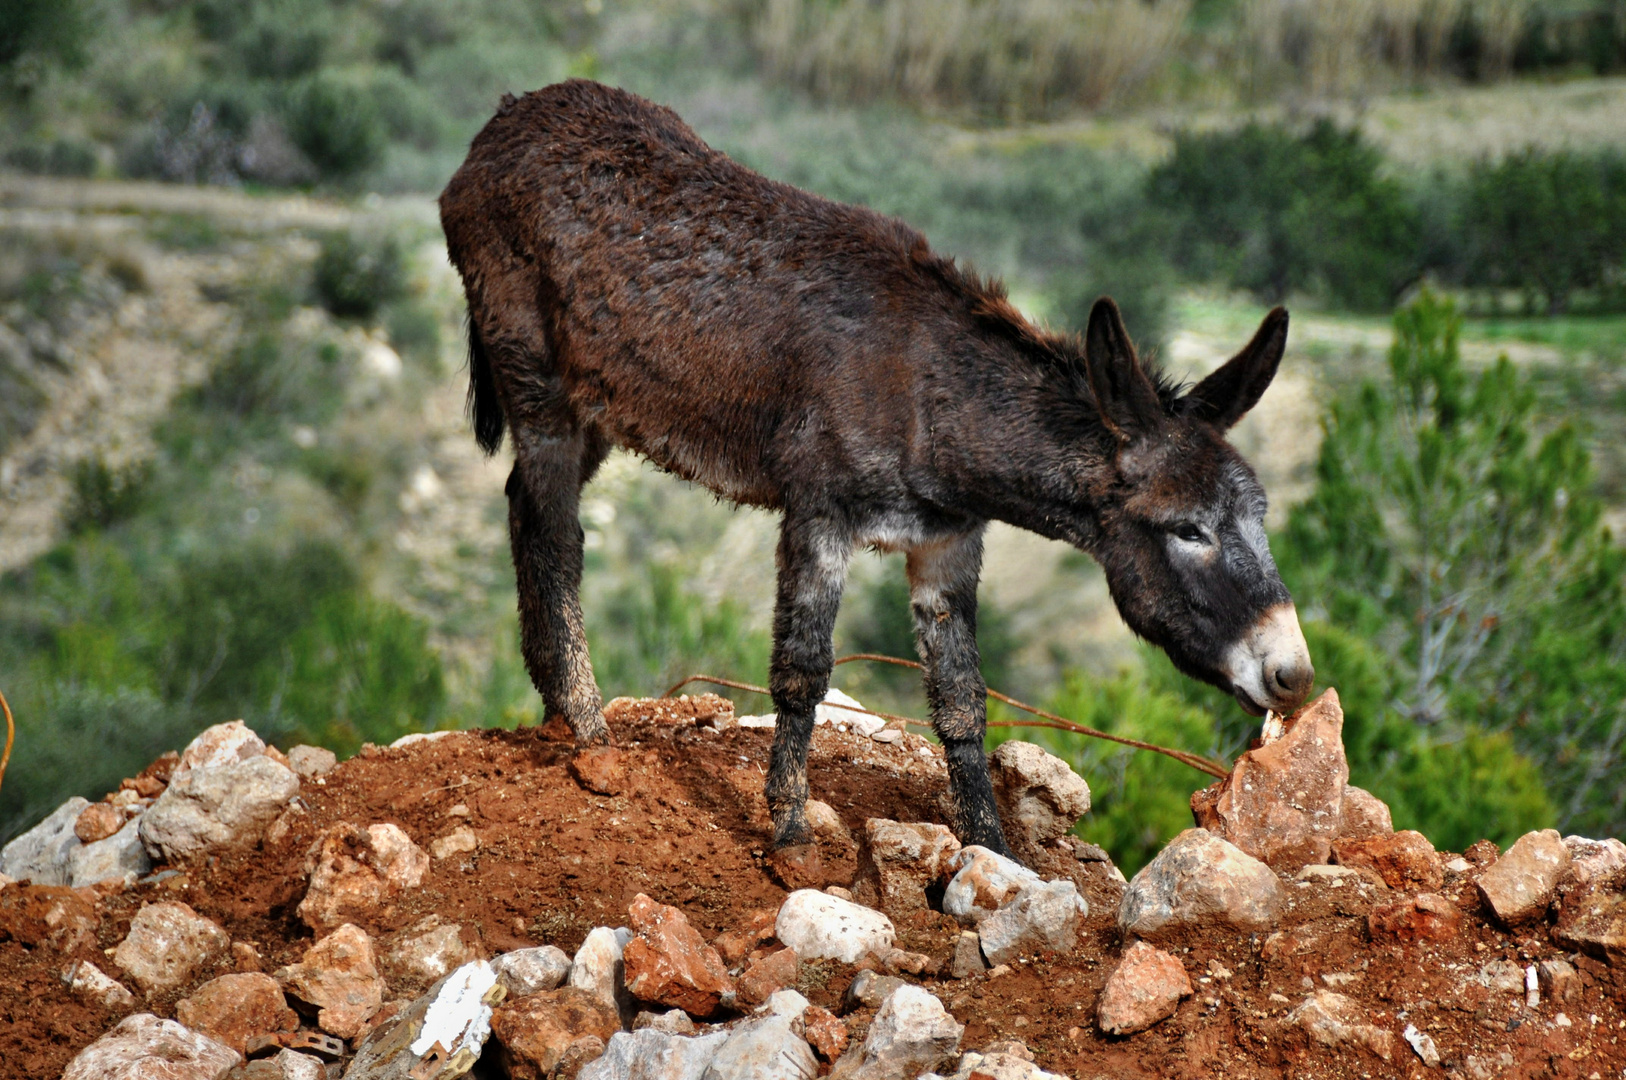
765;842;827;891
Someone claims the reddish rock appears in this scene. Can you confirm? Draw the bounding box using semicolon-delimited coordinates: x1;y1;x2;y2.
297;823;429;934
60;1013;240;1080
1096;941;1193;1035
75;803;127;844
1367;892;1462;944
570;746;628;796
622;894;734;1018
123;751;179;798
0;883;100;953
275;923;384;1040
1463;838;1500;866
863;819;961;917
1477;829;1571;926
1332;830;1442;892
113;901;232;995
175;973;298;1054
713;909;778;968
1189;689;1348;873
491;987;621;1080
800;1004;848;1061
1336;786;1393;839
1555;886;1626;963
736;946;798;1006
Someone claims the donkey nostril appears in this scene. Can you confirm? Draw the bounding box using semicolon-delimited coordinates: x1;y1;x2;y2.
1273;659;1313;698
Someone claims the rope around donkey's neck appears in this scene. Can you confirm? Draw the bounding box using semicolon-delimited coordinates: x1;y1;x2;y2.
664;652;1230;779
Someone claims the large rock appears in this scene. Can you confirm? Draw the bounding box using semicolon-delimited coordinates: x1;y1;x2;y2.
286;745;337;779
66;960;139;1012
175;973;298;1054
1337;786;1393;839
840;984;963;1080
1096;941;1192;1035
774;890;895;965
975;880;1087;965
1117;829;1285;941
0;796;90;885
495;946;573;997
941;847;1039;926
1331;830;1441;892
1566;836;1626;886
1477;829;1572;926
862;820;961;917
1189;689;1347;873
989;741;1091;856
172;721;267;783
384;915;482;993
580;1028;729;1080
61;1013;240;1080
140;757;300;862
492;987;622;1080
570;926;635;1023
1286;991;1396;1061
623;895;734;1019
69;816;152;887
1554;887;1626;963
274;923;384;1039
701;1013;817;1080
113;901;232;996
296;823;429;934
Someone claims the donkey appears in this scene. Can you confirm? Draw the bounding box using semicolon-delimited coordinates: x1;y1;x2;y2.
440;80;1314;860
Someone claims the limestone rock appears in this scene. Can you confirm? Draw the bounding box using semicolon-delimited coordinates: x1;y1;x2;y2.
65;960;139;1012
296;823;428;934
0;882;100;952
1367;893;1462;944
274;923;384;1040
0;796;90;885
579;1028;728;1080
805;800;852;844
272;1050;324;1080
634;1009;696;1034
492;987;622;1080
570;926;635;1023
385;915;482;993
286;745;337;779
976;880;1087;965
623;895;734;1019
175;973;298;1054
1117;829;1285;941
1477;829;1571;926
429;827;479;860
1476;959;1526;993
1537;958;1581;1002
1096;941;1193;1035
495;946;573;998
1188;689;1347;873
843;970;906;1011
950;931;988;979
1565;835;1626;886
941;847;1039;926
1337;786;1394;839
697;1014;814;1079
862;820;960;917
76;802;128;844
774;890;895;965
69;816;152;888
172;720;267;783
140;757;300;862
1331;830;1441;892
736;947;798;1007
1554;887;1626;963
988;741;1092;855
841;984;963;1079
1286;991;1396;1061
801;1005;848;1061
113;901;232;995
930;1050;1069;1080
61;1013;240;1080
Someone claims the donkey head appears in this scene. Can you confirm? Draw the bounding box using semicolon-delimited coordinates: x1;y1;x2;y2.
1081;298;1313;716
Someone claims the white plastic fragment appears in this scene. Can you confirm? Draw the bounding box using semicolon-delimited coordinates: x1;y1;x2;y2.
1525;965;1540;1009
410;960;498;1059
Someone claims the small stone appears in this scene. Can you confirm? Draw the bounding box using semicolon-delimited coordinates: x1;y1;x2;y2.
569;926;635;1023
297;823;429;934
1464;1052;1516;1080
988;741;1092;857
385;915;482;993
429;826;479;860
172;720;267;783
762;988;811;1016
113;901;232;995
491;987;622;1080
139;757;300;862
1367;893;1462;944
1477;829;1571;926
1287;991;1396;1061
578;1028;728;1080
0;883;99;952
76;802;127;844
634;1009;696;1034
880;948;932;977
736;947;798;1007
1188;689;1348;873
1537;958;1581;1002
274;923;385;1040
233;941;264;972
844;970;906;1011
1403;1023;1441;1067
862;820;961;917
572;746;628;796
805;800;851;843
69;816;152;888
622;894;734;1018
0;797;90;885
1476;959;1526;993
976;880;1087;965
1117;829;1285;941
941;847;1040;926
801;1005;847;1061
1096;941;1193;1035
495;946;573;997
774;889;895;964
713;909;779;969
1337;785;1394;840
175;973;298;1054
950;931;988;979
1564;836;1626;886
64;960;139;1012
1554;885;1626;962
272;1050;324;1080
1331;830;1442;892
1443;857;1472;874
847;984;963;1079
286;745;338;779
61;1014;240;1080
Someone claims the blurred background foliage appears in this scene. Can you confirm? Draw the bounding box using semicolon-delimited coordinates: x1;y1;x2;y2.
2;0;1624;874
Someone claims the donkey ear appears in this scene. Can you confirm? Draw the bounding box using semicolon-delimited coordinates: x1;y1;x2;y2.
1183;307;1289;430
1083;297;1164;441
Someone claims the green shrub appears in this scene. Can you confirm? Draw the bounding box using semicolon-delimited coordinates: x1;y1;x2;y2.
283;73;388;180
314;231;406;319
65;457;154;535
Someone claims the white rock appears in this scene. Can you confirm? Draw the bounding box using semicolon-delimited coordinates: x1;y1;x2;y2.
846;984;964;1079
68;816;151;887
582;1028;729;1080
942;846;1040;926
774;890;895;964
0;796;90;885
286;745;337;779
60;1013;240;1080
1564;835;1626;886
410;960;498;1060
140;756;300;861
274;1049;325;1080
64;960;138;1012
732;690;884;738
390;730;455;749
1403;1023;1441;1066
570;926;635;1023
989;741;1092;846
762;989;810;1017
932;1051;1070;1080
975;880;1087;965
112;901;232;995
701;1013;816;1080
1117;829;1285;941
1295;864;1362;884
494;945;572;997
173;720;266;783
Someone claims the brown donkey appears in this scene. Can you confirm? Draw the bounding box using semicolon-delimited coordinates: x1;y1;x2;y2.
440;80;1313;859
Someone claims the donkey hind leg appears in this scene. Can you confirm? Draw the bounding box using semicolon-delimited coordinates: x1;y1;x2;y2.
507;429;610;745
764;517;853;848
907;530;1014;858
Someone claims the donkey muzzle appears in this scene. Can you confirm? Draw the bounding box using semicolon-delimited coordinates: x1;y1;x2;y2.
1221;603;1314;715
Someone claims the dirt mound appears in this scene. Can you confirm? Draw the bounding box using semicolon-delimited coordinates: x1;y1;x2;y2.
4;698;1625;1079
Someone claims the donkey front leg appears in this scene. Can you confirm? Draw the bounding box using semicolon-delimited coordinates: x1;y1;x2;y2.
907;530;1015;858
764;517;853;848
507;428;609;745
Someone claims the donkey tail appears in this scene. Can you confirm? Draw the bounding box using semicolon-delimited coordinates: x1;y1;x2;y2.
466;318;506;455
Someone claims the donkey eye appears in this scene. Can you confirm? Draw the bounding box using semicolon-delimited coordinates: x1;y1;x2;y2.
1172;523;1208;544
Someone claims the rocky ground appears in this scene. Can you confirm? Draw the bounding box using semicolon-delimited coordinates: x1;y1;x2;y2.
3;690;1625;1080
